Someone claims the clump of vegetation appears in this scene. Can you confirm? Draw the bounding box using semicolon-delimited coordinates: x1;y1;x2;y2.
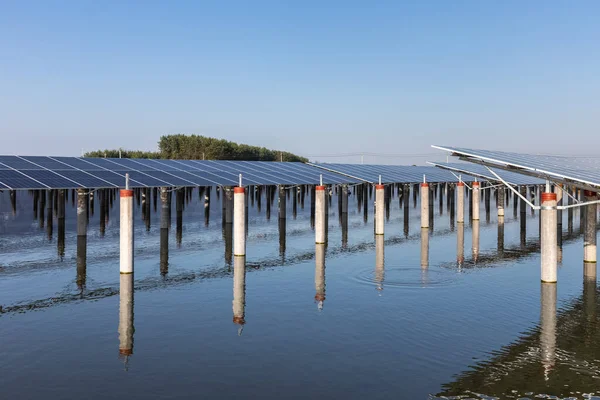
84;134;307;162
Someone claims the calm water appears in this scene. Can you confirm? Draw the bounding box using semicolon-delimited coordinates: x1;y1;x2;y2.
1;185;599;400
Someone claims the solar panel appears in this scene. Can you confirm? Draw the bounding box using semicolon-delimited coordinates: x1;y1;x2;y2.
432;145;600;189
310;163;472;184
427;162;544;186
0;156;40;170
19;170;83;188
20;156;76;170
54;170;119;188
0;170;49;189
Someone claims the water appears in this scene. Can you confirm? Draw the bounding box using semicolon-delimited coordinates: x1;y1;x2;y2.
1;185;599;399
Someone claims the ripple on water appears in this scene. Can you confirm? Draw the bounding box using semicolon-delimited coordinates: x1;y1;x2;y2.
352;265;458;290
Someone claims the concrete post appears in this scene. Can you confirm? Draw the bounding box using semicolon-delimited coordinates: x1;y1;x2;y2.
233;256;246;328
120;187;134;274
472;182;480;221
420;182;429;228
375;184;385;236
225;187;234;224
315;185;326;244
375;235;385;292
278;185;286;220
341;184;348;214
118;273;134;357
457;182;465;223
497;187;505;217
583;191;598;263
541;192;558;283
77;188;87;239
234;186;246;257
315;244;326;310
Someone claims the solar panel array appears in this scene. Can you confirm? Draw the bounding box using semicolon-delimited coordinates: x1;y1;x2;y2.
427;162;545;186
432;145;600;189
0;156;356;190
310;163;475;184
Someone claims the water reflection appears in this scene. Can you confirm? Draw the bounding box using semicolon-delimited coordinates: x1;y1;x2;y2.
420;227;429;268
232;256;246;335
375;235;384;292
472;220;480;263
315;243;326;310
278;218;286;260
118;273;134;367
497;216;504;258
437;276;600;399
457;222;464;266
540;282;556;380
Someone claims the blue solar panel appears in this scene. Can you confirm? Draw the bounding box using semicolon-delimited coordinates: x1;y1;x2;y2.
0;156;40;170
53;157;104;170
80;158;122;170
20;156;76;170
122;171;175;187
54;170;119;188
87;171;143;187
0;170;49;189
21;170;83;188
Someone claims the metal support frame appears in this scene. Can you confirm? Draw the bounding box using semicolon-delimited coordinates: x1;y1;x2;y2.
485;165;600;211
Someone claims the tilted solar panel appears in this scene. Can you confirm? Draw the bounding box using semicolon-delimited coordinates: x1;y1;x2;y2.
432;145;600;189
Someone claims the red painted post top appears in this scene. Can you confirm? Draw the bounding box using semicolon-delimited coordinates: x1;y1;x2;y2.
457;182;465;187
316;185;326;191
584;190;598;197
541;192;557;202
375;184;385;190
120;189;134;198
472;182;480;187
234;187;245;194
420;183;429;187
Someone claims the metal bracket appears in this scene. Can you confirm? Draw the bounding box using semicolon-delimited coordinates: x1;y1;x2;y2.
484;166;540;210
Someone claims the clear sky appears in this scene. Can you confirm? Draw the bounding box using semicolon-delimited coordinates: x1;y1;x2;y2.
1;1;598;164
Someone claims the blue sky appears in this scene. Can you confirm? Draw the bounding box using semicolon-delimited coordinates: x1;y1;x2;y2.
1;1;598;164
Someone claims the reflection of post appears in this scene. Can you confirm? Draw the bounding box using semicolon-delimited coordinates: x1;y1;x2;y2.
57;189;65;258
224;223;233;267
540;282;557;380
457;221;464;265
232;256;246;334
315;244;326;310
278;218;286;259
119;273;135;361
497;216;504;258
375;235;384;292
583;265;597;333
420;227;429;268
472;220;480;263
160;226;169;276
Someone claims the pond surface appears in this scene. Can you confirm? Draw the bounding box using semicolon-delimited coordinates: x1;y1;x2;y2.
0;185;598;399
